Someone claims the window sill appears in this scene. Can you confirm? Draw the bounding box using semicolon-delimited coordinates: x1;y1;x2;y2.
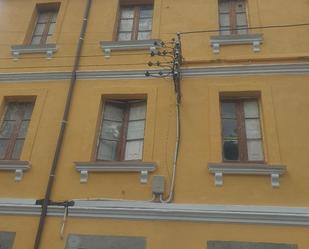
0;160;31;182
75;161;157;184
11;44;57;60
208;162;286;188
100;39;162;58
209;33;263;54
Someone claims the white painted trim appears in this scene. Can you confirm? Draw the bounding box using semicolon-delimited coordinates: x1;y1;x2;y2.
1;63;309;82
0;161;31;181
208;163;286;188
1;199;309;226
11;44;57;60
75;162;157;184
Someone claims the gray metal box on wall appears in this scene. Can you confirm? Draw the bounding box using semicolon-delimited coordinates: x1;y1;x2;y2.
65;234;146;249
0;232;15;249
207;241;298;249
152;175;165;194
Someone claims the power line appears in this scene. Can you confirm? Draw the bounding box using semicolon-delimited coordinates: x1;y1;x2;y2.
179;22;309;35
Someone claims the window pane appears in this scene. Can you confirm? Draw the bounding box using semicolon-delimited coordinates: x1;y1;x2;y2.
38;12;50;23
222;119;238;138
237;26;248;34
245;119;261;139
118;32;132;41
220;28;231;35
221;102;236;118
235;0;246;12
5;103;20;120
48;22;56;35
0;140;8;159
137;31;151;40
219;1;230;13
236;13;247;26
129;102;146;120
101;120;122;140
103;103;124;121
247;140;264;161
31;36;42;45
219;14;230;26
51;12;58;22
125;140;143;160
127;120;145;140
33;23;45;35
244;101;259;118
11;139;24;160
223;140;239;160
119;19;134;32
138;18;152;31
0;121;15;138
121;8;134;18
140;7;153;18
17;121;30;139
97;140;118;160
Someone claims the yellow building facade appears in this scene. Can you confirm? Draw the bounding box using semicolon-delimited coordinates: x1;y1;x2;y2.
0;0;309;249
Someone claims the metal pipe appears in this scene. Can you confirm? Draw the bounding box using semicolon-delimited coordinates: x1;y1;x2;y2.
33;1;92;249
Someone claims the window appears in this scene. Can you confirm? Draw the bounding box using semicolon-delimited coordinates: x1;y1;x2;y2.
96;99;146;161
218;0;248;35
0;232;15;249
220;98;263;162
31;3;60;45
117;3;153;41
0;101;34;160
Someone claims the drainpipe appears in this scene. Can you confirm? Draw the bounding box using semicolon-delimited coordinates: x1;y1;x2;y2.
33;1;92;249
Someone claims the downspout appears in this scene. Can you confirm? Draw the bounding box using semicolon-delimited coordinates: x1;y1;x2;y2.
33;1;92;249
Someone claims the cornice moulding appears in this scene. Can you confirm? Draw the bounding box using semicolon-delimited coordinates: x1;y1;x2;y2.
0;63;309;82
1;199;309;226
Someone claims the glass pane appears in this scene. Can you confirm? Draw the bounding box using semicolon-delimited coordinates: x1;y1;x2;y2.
97;140;118;160
245;119;261;139
222;119;238;138
236;13;247;26
46;35;53;43
129;102;146;120
51;12;58;22
48;23;56;35
221;102;236;118
219;14;230;26
121;8;134;18
137;31;151;40
247;140;264;161
103;103;124;121
101;120;122;140
0;140;8;159
235;0;246;12
237;26;248;34
0;121;16;138
34;23;45;35
23;102;34;119
125;140;143;160
138;18;152;31
220;28;231;35
219;1;230;13
5;103;20;120
38;12;50;23
119;19;133;32
17;121;30;138
140;7;153;17
118;32;132;41
244;101;259;118
31;36;42;45
127;120;145;140
223;140;239;160
11;139;24;160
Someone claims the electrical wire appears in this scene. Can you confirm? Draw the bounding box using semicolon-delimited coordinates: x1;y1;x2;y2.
179;22;309;35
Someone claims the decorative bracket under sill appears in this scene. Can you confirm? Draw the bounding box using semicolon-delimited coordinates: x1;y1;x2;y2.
0;160;31;181
100;39;162;58
75;161;157;184
209;34;263;54
11;44;57;60
208;163;286;188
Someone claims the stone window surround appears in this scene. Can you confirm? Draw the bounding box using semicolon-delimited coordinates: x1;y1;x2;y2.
0;160;30;181
11;44;57;60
